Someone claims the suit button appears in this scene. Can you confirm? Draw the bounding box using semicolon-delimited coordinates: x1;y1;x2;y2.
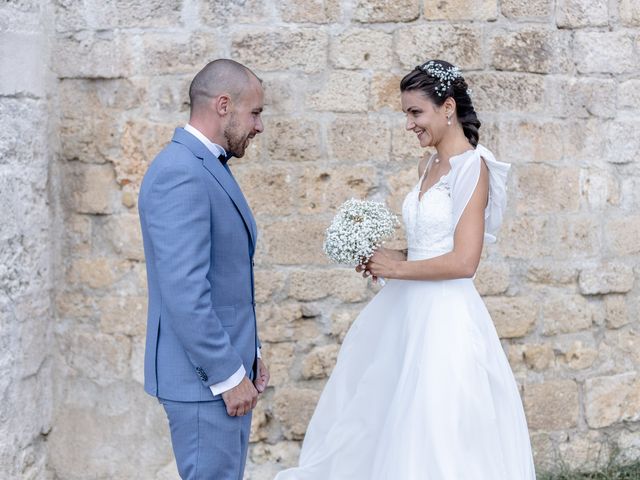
195;367;208;382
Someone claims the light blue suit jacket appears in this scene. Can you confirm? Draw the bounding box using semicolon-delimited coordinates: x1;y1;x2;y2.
139;128;259;402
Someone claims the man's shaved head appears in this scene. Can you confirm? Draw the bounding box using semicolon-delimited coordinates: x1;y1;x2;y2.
189;59;261;114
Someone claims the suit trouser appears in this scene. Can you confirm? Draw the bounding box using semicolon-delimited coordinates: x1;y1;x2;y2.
160;398;252;480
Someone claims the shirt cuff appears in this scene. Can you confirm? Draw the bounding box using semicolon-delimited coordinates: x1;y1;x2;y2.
209;365;246;397
257;347;262;359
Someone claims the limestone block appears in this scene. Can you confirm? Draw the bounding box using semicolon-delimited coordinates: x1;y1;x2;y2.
0;32;46;96
585;372;640;428
98;296;147;336
261;342;295;387
526;264;578;285
545;76;617;119
277;0;342;23
499;216;553;259
118;120;176;186
231;29;328;73
330;28;392;70
606;215;640;255
581;168;620;209
301;344;340;379
261;218;329;265
273;388;320;439
353;0;420;22
370;72;403;111
390;124;427;162
542;293;593;335
465;72;545;114
0;98;48;168
330;307;359;341
514;164;580;214
288;269;370;303
424;0;497;19
99;214;144;261
557;431;610;472
484;296;538;338
249;399;269;443
56;291;95;321
261;74;304;114
56;31;134;78
130;336;145;385
258;304;322;347
395;25;483;70
616;430;640;463
554;216;601;258
523;380;579;430
141;74;191;121
603;120;640;164
579;263;634;295
234;166;296;216
501;0;552;18
264;117;322;162
254;270;287;304
620;0;640;25
574;31;638;74
602;329;640;368
140;33;221;75
387;166;420;213
604;295;630;329
530;432;555;472
59;330;131;386
619;79;640;110
556;0;608;27
474;262;510;296
557;340;598;370
248;441;301;471
522;343;555;371
66;257;131;290
491;28;571;74
70;163;119;215
328;115;391;162
308;71;369;112
201;0;271;26
496;119;564;164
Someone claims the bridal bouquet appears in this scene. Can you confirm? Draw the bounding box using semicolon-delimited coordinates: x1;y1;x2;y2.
323;198;399;267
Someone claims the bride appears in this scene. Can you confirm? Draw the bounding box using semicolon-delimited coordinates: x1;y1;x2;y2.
274;60;536;480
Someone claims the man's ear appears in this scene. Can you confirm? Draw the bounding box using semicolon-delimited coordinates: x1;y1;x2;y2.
215;94;231;116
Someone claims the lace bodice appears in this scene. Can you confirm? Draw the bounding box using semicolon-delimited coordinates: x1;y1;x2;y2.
402;170;455;261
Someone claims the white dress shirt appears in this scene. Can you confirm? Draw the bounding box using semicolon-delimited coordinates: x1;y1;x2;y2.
183;124;261;397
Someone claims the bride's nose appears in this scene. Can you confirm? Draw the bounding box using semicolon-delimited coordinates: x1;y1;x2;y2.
405;118;415;131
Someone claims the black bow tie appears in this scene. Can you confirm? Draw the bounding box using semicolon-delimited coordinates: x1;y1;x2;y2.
218;152;232;165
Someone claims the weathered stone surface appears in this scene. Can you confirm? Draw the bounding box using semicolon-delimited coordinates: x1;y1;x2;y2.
556;0;608;27
140;33;220;75
466;72;545;113
261;342;296;387
308;71;369;112
557;431;610;472
554;216;601;258
235;166;296;216
98;296;147;336
328;115;391;162
491;28;571;74
261;218;329;265
331;29;392;70
66;257;131;290
118;120;175;185
604;295;630;329
557;340;598;370
301;344;340;379
288;269;370;303
522;343;555;371
395;25;483;70
273;388;321;439
619;79;640;110
524;380;579;430
574;31;638;74
0;32;47;97
603;120;640;165
485;297;538;338
254;270;287;304
277;0;342;23
579;263;635;295
499;216;553;259
526;263;578;285
474;262;510;295
542;294;593;335
353;0;420;22
232;29;328;73
606;216;640;255
424;0;497;20
100;214;144;261
330;307;359;341
581;168;620;209
370;72;403;111
264;117;322;162
620;0;640;25
200;0;271;25
55;31;134;78
545;76;617;119
70;163;119;214
496;119;564;164
247;441;301;477
501;0;552;18
585;372;640;428
514;164;580;214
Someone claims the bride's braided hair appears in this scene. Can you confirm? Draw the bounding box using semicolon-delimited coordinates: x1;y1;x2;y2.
400;59;481;147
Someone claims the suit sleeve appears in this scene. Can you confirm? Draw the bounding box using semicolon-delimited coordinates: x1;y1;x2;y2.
142;164;244;386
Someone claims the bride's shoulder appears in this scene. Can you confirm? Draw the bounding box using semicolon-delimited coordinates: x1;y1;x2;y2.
418;151;437;179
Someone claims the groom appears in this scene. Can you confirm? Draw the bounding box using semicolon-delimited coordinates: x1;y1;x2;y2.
138;59;269;479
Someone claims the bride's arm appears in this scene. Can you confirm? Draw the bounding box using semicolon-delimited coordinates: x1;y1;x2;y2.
365;161;489;281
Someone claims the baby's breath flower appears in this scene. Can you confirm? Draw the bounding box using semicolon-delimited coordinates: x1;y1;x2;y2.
323;198;399;267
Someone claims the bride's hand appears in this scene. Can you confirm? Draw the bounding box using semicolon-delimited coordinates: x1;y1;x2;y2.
365;249;401;279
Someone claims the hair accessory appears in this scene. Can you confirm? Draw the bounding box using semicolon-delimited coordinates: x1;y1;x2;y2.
418;61;463;97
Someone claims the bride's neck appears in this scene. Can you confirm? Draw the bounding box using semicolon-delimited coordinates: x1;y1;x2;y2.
435;132;473;164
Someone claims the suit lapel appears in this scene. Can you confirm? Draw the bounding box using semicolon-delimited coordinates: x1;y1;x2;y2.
171;128;258;252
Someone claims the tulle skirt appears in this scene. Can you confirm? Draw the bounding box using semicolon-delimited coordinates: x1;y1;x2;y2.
274;277;536;480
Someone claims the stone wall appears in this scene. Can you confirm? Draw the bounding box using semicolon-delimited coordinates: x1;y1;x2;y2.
0;0;639;478
0;1;56;478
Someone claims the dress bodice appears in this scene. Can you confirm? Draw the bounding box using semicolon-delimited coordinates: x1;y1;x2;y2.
402;168;455;261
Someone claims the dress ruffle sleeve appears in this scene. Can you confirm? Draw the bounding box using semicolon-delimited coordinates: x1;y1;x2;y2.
449;144;511;244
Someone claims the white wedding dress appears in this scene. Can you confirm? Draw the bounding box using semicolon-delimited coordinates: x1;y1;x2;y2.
275;145;536;480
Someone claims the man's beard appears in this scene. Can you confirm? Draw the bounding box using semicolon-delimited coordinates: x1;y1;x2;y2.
223;115;248;158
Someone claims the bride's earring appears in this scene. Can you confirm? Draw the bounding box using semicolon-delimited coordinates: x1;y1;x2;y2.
447;114;452;126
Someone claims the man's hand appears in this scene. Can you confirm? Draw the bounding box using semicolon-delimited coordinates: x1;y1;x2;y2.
253;358;270;394
221;377;258;417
